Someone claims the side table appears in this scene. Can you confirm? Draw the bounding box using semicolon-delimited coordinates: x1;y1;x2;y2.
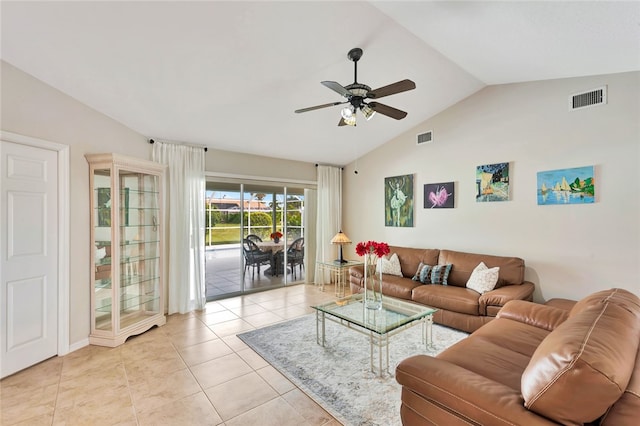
317;259;363;297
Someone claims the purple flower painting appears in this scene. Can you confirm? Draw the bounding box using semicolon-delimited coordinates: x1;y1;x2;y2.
424;182;455;209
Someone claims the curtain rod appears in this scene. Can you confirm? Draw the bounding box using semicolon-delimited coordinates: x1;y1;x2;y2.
315;163;344;170
149;139;208;152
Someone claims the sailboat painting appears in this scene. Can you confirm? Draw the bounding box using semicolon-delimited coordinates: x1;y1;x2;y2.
537;166;595;205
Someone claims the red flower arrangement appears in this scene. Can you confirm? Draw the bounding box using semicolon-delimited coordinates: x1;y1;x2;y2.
270;231;283;240
355;240;390;258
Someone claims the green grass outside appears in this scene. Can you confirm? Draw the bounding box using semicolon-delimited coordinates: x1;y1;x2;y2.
205;224;272;245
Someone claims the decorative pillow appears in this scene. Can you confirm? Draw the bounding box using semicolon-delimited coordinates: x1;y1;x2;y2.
412;262;430;281
430;264;453;285
466;262;500;294
378;253;403;277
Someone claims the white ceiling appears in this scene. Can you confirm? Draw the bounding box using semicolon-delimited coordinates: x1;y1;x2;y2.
2;1;639;166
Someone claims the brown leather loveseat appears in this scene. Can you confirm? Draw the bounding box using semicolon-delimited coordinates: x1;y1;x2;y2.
396;288;640;425
349;246;535;332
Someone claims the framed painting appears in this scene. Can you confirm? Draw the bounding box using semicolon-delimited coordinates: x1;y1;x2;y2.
476;162;510;202
424;182;455;208
385;174;414;227
537;166;595;205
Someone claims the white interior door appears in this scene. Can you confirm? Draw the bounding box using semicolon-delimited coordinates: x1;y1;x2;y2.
1;140;58;378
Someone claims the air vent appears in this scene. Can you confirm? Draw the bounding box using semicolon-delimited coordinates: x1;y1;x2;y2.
569;86;607;111
417;131;433;145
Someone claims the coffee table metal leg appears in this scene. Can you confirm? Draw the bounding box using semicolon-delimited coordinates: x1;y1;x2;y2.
369;332;390;377
426;314;434;348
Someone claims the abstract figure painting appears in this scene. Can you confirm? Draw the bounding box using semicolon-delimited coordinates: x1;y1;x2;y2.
424;182;455;208
476;162;510;202
385;174;414;227
537;166;595;205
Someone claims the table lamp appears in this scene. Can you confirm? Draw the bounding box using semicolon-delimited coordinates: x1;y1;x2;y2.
330;230;352;264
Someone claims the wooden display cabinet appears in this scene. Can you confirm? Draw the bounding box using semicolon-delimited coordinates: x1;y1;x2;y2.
86;153;166;347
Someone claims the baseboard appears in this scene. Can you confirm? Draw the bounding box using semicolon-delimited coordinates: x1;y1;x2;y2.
68;338;90;354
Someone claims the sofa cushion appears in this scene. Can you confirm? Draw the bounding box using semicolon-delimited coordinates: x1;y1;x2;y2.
378;252;402;276
438;249;524;288
389;246;439;278
380;274;421;300
466;262;500;294
521;299;640;424
412;285;480;316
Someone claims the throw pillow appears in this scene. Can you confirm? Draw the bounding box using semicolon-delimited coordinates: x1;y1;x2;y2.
430;264;453;285
378;253;403;277
412;262;433;283
466;262;500;294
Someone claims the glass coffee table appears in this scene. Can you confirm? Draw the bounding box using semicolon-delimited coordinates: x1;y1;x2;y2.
312;294;438;377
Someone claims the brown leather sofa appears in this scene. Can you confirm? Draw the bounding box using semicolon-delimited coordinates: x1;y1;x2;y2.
349;246;535;332
396;288;640;426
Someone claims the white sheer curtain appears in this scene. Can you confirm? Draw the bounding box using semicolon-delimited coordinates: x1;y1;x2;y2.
314;165;342;285
152;142;206;314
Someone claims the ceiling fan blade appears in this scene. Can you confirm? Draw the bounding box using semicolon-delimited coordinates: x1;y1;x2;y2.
321;81;352;98
367;79;416;99
295;101;345;113
369;102;408;120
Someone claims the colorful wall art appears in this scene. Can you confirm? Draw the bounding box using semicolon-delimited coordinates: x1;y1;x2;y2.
385;174;414;227
476;162;510;202
424;182;455;208
537;166;595;205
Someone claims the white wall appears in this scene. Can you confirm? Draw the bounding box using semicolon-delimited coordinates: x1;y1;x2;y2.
1;60;316;346
343;71;640;302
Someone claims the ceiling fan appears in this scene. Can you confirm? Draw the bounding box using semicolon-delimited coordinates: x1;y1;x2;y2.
295;47;416;126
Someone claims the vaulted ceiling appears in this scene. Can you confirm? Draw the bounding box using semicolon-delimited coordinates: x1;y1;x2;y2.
2;1;639;165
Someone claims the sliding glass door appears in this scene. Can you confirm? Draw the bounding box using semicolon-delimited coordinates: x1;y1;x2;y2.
205;181;306;301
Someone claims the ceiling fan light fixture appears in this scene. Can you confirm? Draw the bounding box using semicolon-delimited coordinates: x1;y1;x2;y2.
340;105;355;120
361;104;376;120
343;114;356;126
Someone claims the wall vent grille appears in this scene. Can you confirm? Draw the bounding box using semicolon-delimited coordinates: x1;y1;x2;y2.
569;86;607;111
417;131;433;145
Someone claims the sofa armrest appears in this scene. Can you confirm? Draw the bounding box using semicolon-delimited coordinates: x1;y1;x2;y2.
478;281;535;315
349;265;364;279
396;355;557;426
496;300;570;331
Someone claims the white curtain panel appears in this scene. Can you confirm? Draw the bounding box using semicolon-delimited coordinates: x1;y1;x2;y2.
304;188;317;282
314;165;342;285
152;142;206;314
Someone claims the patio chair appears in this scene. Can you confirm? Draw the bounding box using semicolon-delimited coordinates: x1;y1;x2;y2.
246;234;262;243
275;237;304;279
242;238;272;279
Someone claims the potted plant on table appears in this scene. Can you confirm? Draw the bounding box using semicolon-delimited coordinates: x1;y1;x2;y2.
270;231;283;243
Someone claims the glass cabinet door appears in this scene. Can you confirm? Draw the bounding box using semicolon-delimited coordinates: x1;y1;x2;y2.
118;171;161;329
93;168;113;332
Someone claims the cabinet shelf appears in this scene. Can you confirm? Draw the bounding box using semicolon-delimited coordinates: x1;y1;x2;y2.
87;153;166;347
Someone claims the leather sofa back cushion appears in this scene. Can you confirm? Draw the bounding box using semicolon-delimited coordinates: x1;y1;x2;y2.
521;301;640;424
389;246;439;279
438;250;525;288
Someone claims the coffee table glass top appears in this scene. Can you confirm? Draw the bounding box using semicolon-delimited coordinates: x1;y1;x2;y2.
312;294;437;334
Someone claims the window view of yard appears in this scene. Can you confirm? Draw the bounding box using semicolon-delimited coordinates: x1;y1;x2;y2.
205;190;304;246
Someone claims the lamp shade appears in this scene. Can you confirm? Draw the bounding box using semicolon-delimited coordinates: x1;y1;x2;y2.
331;230;351;263
331;230;352;245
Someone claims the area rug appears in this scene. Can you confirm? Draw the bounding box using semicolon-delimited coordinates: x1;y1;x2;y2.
237;314;468;426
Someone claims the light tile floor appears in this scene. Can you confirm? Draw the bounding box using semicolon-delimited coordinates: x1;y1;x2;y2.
0;284;343;426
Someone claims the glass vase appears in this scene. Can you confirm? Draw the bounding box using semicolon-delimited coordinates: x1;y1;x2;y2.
363;253;382;310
